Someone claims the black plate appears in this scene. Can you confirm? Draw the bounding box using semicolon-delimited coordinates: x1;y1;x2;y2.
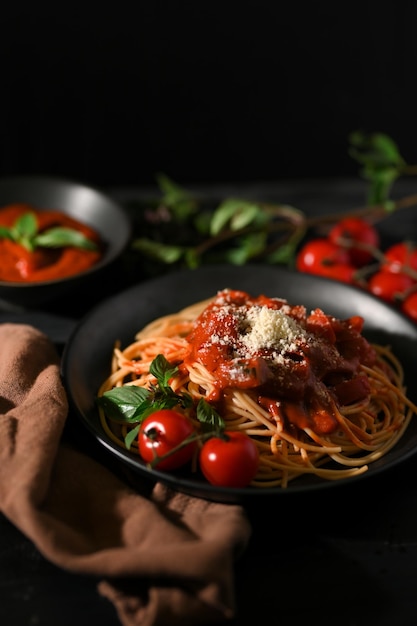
61;264;417;503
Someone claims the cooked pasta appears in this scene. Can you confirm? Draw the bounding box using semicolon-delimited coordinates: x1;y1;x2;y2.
97;288;417;488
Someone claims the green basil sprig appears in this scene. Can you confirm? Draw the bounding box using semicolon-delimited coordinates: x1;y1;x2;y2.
0;211;98;252
97;354;224;449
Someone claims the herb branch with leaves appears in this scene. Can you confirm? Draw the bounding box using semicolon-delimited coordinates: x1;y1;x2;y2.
126;132;417;277
97;354;225;452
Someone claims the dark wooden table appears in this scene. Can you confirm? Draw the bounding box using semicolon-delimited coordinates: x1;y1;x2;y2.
2;177;417;626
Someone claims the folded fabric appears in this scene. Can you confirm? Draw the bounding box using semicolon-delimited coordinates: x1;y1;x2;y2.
0;323;251;626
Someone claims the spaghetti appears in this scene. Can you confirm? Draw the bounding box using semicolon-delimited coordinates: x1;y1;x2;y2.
97;288;417;488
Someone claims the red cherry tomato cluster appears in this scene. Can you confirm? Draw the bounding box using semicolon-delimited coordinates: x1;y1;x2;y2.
139;409;260;487
296;216;417;323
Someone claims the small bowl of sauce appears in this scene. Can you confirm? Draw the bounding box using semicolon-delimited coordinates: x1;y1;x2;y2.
0;176;131;309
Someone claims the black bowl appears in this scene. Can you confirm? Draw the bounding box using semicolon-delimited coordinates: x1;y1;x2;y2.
61;264;417;504
0;175;131;308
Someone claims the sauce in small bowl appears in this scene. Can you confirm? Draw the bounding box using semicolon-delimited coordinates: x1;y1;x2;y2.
0;176;131;308
0;203;104;283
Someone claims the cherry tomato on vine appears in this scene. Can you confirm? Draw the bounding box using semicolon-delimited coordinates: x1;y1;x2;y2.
367;270;415;303
199;431;259;488
296;238;355;283
401;291;417;323
382;241;417;274
138;409;197;470
315;263;356;284
328;216;380;267
296;238;351;273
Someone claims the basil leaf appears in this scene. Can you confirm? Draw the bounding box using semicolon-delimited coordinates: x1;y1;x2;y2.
97;354;193;429
184;247;201;269
230;202;262;231
196;398;225;433
150;354;178;386
0;226;13;240
156;172;197;221
9;212;38;251
125;424;141;450
221;232;267;265
97;386;151;421
132;237;185;264
348;131;406;205
265;241;299;265
0;211;97;252
34;227;97;250
13;212;38;239
210;198;261;236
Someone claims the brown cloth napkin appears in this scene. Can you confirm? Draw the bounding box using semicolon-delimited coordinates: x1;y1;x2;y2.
0;323;251;626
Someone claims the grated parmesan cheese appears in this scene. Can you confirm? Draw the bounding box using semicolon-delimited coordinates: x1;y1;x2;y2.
240;305;306;352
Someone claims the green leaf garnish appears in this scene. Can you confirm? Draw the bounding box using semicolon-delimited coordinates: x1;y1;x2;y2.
156;172;197;222
131;237;185;264
149;354;193;409
196;398;225;434
0;211;98;252
96;354;193;448
209;198;263;236
34;227;97;250
149;354;178;386
14;212;38;238
97;354;225;450
348;131;406;205
125;425;141;450
223;232;268;265
0;226;13;240
97;385;151;421
129;131;417;277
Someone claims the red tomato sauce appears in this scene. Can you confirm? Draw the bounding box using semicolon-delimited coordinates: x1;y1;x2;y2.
0;203;104;282
183;289;378;436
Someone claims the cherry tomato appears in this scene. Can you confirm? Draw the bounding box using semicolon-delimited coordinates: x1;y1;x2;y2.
314;263;356;284
296;238;351;274
138;409;196;470
382;241;417;274
367;270;415;303
199;431;259;488
401;291;417;322
328;217;380;267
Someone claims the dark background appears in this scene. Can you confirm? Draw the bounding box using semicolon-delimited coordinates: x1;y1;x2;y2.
1;2;416;190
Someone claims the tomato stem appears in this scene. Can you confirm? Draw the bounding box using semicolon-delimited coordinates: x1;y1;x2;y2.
146;431;203;469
